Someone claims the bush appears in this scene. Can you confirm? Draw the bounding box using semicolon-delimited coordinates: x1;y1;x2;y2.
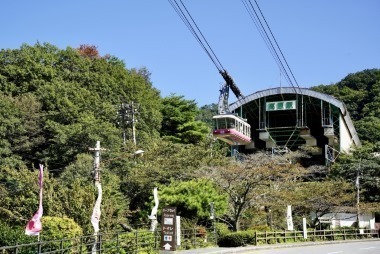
218;232;245;247
0;218;84;254
41;216;83;240
214;222;230;238
217;231;255;247
0;221;32;246
38;216;84;252
102;230;158;254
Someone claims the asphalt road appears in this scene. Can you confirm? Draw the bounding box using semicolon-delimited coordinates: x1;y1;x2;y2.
242;240;380;254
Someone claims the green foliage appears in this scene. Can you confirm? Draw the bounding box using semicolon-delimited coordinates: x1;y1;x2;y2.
120;137;228;227
283;180;355;227
158;179;228;221
0;42;162;170
0;221;32;247
217;232;245;247
0;165;40;226
0;94;27;168
250;225;272;232
331;142;380;203
217;231;255;247
214;222;231;238
55;154;129;234
2;40;378;245
101;231;158;254
201;152;307;231
37;216;86;253
40;216;83;239
160;94;210;144
355;117;380;144
197;103;218;127
312;69;380;144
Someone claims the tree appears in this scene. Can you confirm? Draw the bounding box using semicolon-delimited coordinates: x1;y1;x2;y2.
0;42;163;171
312;69;380;144
0;165;38;226
0;94;25;168
197;103;218;127
355;116;380;142
77;44;100;59
312;69;380;122
201;152;306;231
160;94;210;144
158;179;228;223
114;136;228;227
288;180;354;228
54;153;129;234
330;143;380;203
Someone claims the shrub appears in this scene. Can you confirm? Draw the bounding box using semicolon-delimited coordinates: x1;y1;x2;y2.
0;221;32;246
214;222;230;238
101;230;158;254
41;216;83;240
218;232;245;247
217;230;255;247
37;216;84;253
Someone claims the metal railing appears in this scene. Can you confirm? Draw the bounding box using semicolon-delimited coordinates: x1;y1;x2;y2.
0;227;217;254
1;228;378;253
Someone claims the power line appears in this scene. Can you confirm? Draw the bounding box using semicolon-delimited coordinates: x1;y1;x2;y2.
241;0;302;94
168;0;247;102
168;0;225;73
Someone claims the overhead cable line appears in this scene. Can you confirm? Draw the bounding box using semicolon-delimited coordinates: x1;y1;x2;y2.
241;0;302;94
168;0;225;73
168;0;244;99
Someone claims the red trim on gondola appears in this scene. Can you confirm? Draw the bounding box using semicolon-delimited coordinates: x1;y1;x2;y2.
213;128;251;145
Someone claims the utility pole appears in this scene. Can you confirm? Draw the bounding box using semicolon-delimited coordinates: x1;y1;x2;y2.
118;103;128;146
356;160;361;228
127;102;139;146
89;141;106;254
90;141;102;183
118;102;139;146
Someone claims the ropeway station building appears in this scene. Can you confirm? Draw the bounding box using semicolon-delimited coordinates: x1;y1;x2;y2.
228;87;361;164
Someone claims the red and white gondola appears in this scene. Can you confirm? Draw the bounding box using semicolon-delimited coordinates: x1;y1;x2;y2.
212;114;251;145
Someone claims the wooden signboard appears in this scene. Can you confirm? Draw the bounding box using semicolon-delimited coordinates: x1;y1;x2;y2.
161;207;177;251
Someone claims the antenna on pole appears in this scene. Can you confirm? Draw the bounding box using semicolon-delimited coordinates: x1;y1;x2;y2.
118;102;140;146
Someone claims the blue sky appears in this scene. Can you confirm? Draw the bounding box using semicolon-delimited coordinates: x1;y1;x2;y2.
2;0;379;106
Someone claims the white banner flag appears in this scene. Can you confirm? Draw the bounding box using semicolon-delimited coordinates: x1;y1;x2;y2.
286;205;294;231
91;182;102;232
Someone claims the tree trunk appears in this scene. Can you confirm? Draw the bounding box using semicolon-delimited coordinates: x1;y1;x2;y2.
232;214;241;231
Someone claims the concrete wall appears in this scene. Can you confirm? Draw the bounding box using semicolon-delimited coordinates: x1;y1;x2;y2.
339;114;354;153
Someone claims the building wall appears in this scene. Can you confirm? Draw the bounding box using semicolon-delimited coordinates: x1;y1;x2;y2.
319;212;375;229
339;114;354;153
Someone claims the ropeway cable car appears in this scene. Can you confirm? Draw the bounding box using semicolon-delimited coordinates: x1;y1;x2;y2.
212;114;251;145
168;1;252;146
211;75;252;146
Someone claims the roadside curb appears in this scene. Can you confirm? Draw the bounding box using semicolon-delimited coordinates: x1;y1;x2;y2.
175;238;380;254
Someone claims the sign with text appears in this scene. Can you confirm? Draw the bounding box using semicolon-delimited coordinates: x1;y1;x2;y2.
161;207;177;251
266;100;296;111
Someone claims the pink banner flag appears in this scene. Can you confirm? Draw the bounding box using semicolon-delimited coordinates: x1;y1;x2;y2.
25;164;44;236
